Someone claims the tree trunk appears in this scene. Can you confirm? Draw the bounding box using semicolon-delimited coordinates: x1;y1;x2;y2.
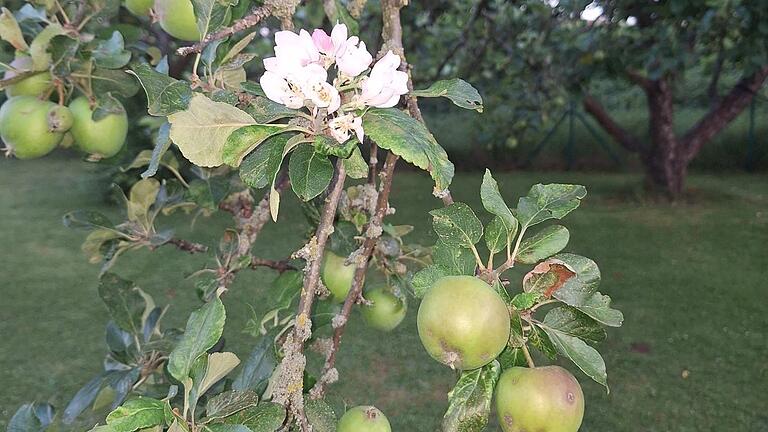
642;77;687;196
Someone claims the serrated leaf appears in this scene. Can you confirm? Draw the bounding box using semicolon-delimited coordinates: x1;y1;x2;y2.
141;123;172;178
343;146;368;179
429;202;483;248
98;273;146;335
105;397;167;432
304;399;336;432
0;7;29;50
246;96;298;123
128;63;192;116
91;68;140;97
192;0;234;39
442;360;500;432
220;403;285;432
528;324;557;360
517;184;586;229
484;216;509;254
539;324;609;390
511;292;541;310
205;390;258;421
481;170;517;235
197;352;240;397
93;31;131;69
432;240;476;275
497;347;528;370
411;265;450;298
168;93;256;167
232;335;277;393
413;78;483;112
543;306;606;343
63;210;114;230
222;123;292;167
268;134;313;221
516;225;569;264
548;254;624;327
168;298;226;382
239;133;290;189
363;108;453;193
288;144;333;201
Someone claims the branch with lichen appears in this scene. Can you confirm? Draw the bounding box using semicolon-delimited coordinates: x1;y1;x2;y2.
271;160;347;432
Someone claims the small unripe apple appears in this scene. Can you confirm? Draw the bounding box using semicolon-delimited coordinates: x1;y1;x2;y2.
417;275;510;370
337;406;391;432
320;252;356;303
362;288;407;331
496;366;584;432
3;55;52;98
69;97;128;158
124;0;154;16
154;0;200;41
0;96;65;159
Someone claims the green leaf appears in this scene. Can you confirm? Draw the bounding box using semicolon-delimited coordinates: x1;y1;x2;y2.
98;273;146;335
7;403;53;432
516;225;570;264
232;335;277;393
128;63;192;116
288;144;333;201
192;0;234;39
343;146;368;179
429;202;483;248
411;265;450;298
517;184;587;229
432;240;476;275
413;78;483;112
549;253;624;327
29;24;68;70
497;347;528;370
168;298;226;382
511;292;541;310
543;306;606;343
168;93;257;167
528;324;557;360
328;221;358;256
268;134;311;221
92;31;131;69
222;123;292;167
239;133;289;189
304;399;336;432
481;169;517;239
246;96;298;123
63;210;114;231
82;229;122;264
0;7;29;50
313;134;357;158
484;216;509;254
205;390;259;421
90;68;140;97
141;123;172;178
221;403;285;432
105;397;167;432
539;323;609;390
442;360;500;432
197;352;240;397
127;178;160;225
363;108;454;193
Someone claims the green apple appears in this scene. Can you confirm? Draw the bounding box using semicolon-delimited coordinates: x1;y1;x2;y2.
3;55;52;98
154;0;201;41
417;275;510;370
69;97;128;158
496;366;585;432
0;96;66;159
124;0;154;16
337;406;391;432
362;288;407;331
320;252;356;303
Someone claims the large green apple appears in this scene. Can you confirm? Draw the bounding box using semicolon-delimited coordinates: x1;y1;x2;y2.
337;406;391;432
154;0;200;41
3;55;52;98
0;96;66;159
69;97;128;158
417;275;510;370
362;288;407;331
124;0;154;16
496;366;585;432
320;252;356;303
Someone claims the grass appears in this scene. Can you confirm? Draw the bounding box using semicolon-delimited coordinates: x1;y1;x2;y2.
1;155;767;431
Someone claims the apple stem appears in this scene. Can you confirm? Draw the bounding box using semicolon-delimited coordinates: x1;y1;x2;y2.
521;343;536;368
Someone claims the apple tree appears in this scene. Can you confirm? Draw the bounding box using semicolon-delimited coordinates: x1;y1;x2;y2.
2;0;623;431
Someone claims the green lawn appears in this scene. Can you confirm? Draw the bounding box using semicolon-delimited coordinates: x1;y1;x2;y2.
1;155;767;431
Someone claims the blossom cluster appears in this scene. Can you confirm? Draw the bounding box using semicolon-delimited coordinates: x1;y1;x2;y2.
259;23;409;144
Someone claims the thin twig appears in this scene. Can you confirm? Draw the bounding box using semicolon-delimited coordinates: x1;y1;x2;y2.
166;238;208;254
312;152;399;398
176;5;272;56
251;257;296;273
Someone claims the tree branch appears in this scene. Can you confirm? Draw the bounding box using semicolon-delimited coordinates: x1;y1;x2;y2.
251;257;296;273
582;94;646;154
311;152;398;399
682;65;768;162
165;238;208;254
176;5;272;56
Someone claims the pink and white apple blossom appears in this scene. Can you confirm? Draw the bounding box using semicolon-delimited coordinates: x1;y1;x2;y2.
259;24;408;143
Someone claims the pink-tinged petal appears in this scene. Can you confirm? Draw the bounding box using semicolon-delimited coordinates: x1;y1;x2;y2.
274;30;300;47
337;41;372;77
299;29;320;62
312;29;334;54
327;89;341;113
263;57;279;72
260;71;289;104
330;23;348;53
